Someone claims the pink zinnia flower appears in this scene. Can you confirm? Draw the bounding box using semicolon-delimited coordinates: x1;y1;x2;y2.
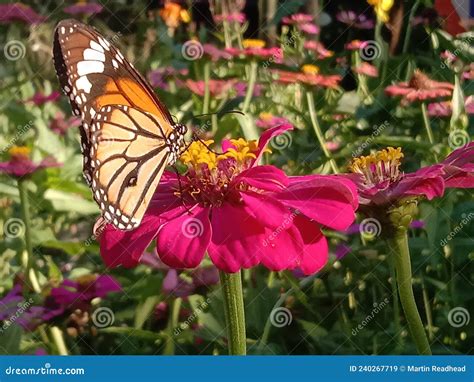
345;40;368;51
428;96;474;117
282;13;314;25
226;39;283;61
41;274;121;321
234;82;263;97
26;91;61;106
336;10;374;29
0;146;61;178
353;62;378;77
203;43;233;61
49;112;81;135
63;2;103;16
214;12;246;24
100;126;358;275
299;23;320;35
272;68;341;88
441;142;474;189
186;79;235;98
0;3;45;24
304;40;333;59
255;112;293;130
148;67;188;90
347;146;474;207
385;70;454;104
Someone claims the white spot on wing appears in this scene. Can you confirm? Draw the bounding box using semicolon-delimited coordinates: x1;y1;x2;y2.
90;41;104;53
84;48;106;62
76;76;92;93
77;61;105;76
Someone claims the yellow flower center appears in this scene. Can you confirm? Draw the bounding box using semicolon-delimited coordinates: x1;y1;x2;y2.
243;39;266;49
367;0;394;22
8;146;31;159
301;64;320;75
180;138;265;171
350;147;404;187
180;140;219;170
259;112;274;121
220;138;259;163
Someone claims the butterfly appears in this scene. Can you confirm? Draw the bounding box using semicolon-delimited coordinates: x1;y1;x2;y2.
53;19;187;231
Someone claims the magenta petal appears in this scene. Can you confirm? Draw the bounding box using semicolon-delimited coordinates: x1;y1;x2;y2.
235;165;289;192
396;166;445;200
240;191;290;229
100;214;162;268
275;175;357;230
156;207;211;269
253;124;294;164
259;225;302;271
207;203;265;273
292;216;328;275
289;174;359;209
444;170;474;188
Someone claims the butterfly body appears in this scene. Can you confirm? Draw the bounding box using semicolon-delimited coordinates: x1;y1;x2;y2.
53;19;187;230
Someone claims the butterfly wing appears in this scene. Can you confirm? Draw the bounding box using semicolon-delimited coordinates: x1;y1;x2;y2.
90;105;173;230
53;19;184;230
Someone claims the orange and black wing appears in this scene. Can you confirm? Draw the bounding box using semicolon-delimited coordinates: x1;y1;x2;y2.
53;19;185;230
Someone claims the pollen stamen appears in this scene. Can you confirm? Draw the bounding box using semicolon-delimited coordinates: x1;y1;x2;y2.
350;147;404;188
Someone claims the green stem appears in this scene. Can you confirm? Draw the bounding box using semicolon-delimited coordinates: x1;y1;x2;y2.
420;102;439;161
420;102;435;144
163;297;182;355
17;179;39;293
388;230;432;355
389;255;403;353
219;271;246;355
237;61;259;140
421;278;434;341
242;61;257;115
306;91;339;173
50;326;68;355
202;61;211;114
401;0;420;55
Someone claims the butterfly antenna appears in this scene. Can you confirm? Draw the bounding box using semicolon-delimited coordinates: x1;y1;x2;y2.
192;110;245;119
191;133;221;155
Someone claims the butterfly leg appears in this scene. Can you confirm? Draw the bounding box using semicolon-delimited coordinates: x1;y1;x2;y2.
172;165;193;216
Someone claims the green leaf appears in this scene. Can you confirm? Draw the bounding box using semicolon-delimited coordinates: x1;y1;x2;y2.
44;189;98;215
45;255;63;283
450;74;467;130
0;324;22;355
134;296;161;329
40;240;86;257
100;326;164;341
299;319;329;341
